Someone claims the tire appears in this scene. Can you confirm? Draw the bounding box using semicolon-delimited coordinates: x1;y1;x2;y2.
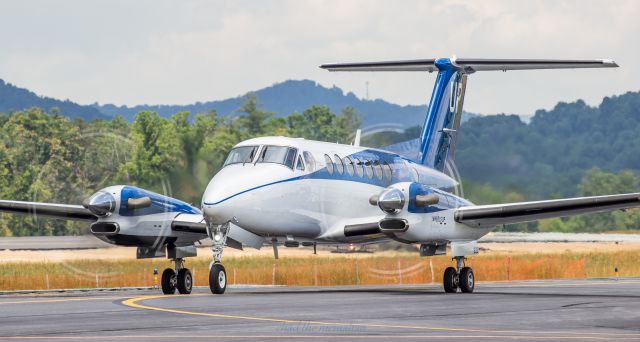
161;268;176;295
459;267;475;293
209;263;227;294
443;267;458;293
177;268;193;295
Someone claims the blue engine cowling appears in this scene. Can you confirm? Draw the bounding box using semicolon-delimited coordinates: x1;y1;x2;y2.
84;185;204;248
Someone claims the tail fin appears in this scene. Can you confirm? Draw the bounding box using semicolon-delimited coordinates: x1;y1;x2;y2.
321;57;617;170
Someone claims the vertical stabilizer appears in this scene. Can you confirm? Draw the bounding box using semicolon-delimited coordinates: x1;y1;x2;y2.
419;58;467;170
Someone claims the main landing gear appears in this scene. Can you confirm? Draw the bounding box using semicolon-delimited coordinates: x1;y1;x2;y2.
443;256;474;293
161;258;193;295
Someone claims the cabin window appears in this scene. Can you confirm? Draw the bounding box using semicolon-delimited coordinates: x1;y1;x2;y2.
364;160;373;179
296;155;305;171
354;158;364;178
324;154;334;174
334;154;344;175
382;161;392;180
223;145;259;167
343;157;355;176
373;160;382;179
257;146;297;169
303;151;315;172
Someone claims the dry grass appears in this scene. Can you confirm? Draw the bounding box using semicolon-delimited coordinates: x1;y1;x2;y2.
0;250;637;291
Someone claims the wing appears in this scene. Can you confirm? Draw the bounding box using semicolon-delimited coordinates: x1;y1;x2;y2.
0;200;97;221
455;193;640;228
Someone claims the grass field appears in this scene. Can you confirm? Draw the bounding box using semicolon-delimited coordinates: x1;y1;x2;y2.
0;248;636;291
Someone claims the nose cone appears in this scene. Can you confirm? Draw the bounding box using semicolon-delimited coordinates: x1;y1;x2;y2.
202;166;254;224
202;166;246;205
201;164;295;224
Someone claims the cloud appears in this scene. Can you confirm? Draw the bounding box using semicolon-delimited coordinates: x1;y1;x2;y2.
0;0;637;115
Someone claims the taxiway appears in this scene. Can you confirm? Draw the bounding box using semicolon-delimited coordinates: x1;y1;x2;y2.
1;278;640;341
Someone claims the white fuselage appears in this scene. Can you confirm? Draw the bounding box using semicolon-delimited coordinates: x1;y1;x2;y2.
201;136;486;244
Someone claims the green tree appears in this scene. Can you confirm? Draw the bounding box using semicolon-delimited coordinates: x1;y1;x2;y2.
236;93;274;136
118;111;183;191
0;108;86;236
287;105;360;143
541;168;640;232
171;110;220;203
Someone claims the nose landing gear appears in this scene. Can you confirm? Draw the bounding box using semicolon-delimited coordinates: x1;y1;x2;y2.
209;263;227;294
443;256;474;293
161;258;193;295
208;223;229;294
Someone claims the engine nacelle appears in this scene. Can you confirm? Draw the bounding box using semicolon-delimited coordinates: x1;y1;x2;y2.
84;185;204;248
371;182;490;243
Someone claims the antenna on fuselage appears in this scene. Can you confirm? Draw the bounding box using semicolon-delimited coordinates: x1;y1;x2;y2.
353;129;361;146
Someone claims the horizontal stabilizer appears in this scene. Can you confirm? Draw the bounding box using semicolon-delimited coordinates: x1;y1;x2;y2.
321;58;618;73
456;193;640;228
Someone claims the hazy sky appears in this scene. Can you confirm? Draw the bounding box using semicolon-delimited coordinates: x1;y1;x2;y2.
0;0;638;116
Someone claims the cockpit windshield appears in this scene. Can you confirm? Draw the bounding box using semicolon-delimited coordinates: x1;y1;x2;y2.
223;146;259;167
257;146;297;169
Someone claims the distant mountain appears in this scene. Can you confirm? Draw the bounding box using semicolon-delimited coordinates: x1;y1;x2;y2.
95;80;474;127
0;79;108;120
0;78;474;127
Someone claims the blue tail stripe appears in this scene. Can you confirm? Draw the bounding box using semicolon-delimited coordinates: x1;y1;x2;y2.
419;58;460;168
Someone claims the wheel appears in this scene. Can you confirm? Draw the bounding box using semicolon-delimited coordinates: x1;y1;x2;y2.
177;268;193;294
443;266;458;293
459;267;474;293
209;263;227;294
161;268;176;295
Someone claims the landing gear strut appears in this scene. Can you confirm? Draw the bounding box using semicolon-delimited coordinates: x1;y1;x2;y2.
208;223;228;294
161;258;193;295
443;256;474;293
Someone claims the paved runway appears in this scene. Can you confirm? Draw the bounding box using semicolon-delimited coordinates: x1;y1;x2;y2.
1;278;640;341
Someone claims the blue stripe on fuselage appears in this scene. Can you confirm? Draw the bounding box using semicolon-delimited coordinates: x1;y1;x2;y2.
205;176;305;205
202;148;461;209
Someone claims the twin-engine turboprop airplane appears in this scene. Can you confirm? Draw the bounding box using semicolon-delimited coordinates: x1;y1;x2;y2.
2;57;638;295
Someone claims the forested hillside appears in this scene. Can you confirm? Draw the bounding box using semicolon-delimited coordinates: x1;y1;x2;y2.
456;92;640;199
362;91;640;200
0;87;639;236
